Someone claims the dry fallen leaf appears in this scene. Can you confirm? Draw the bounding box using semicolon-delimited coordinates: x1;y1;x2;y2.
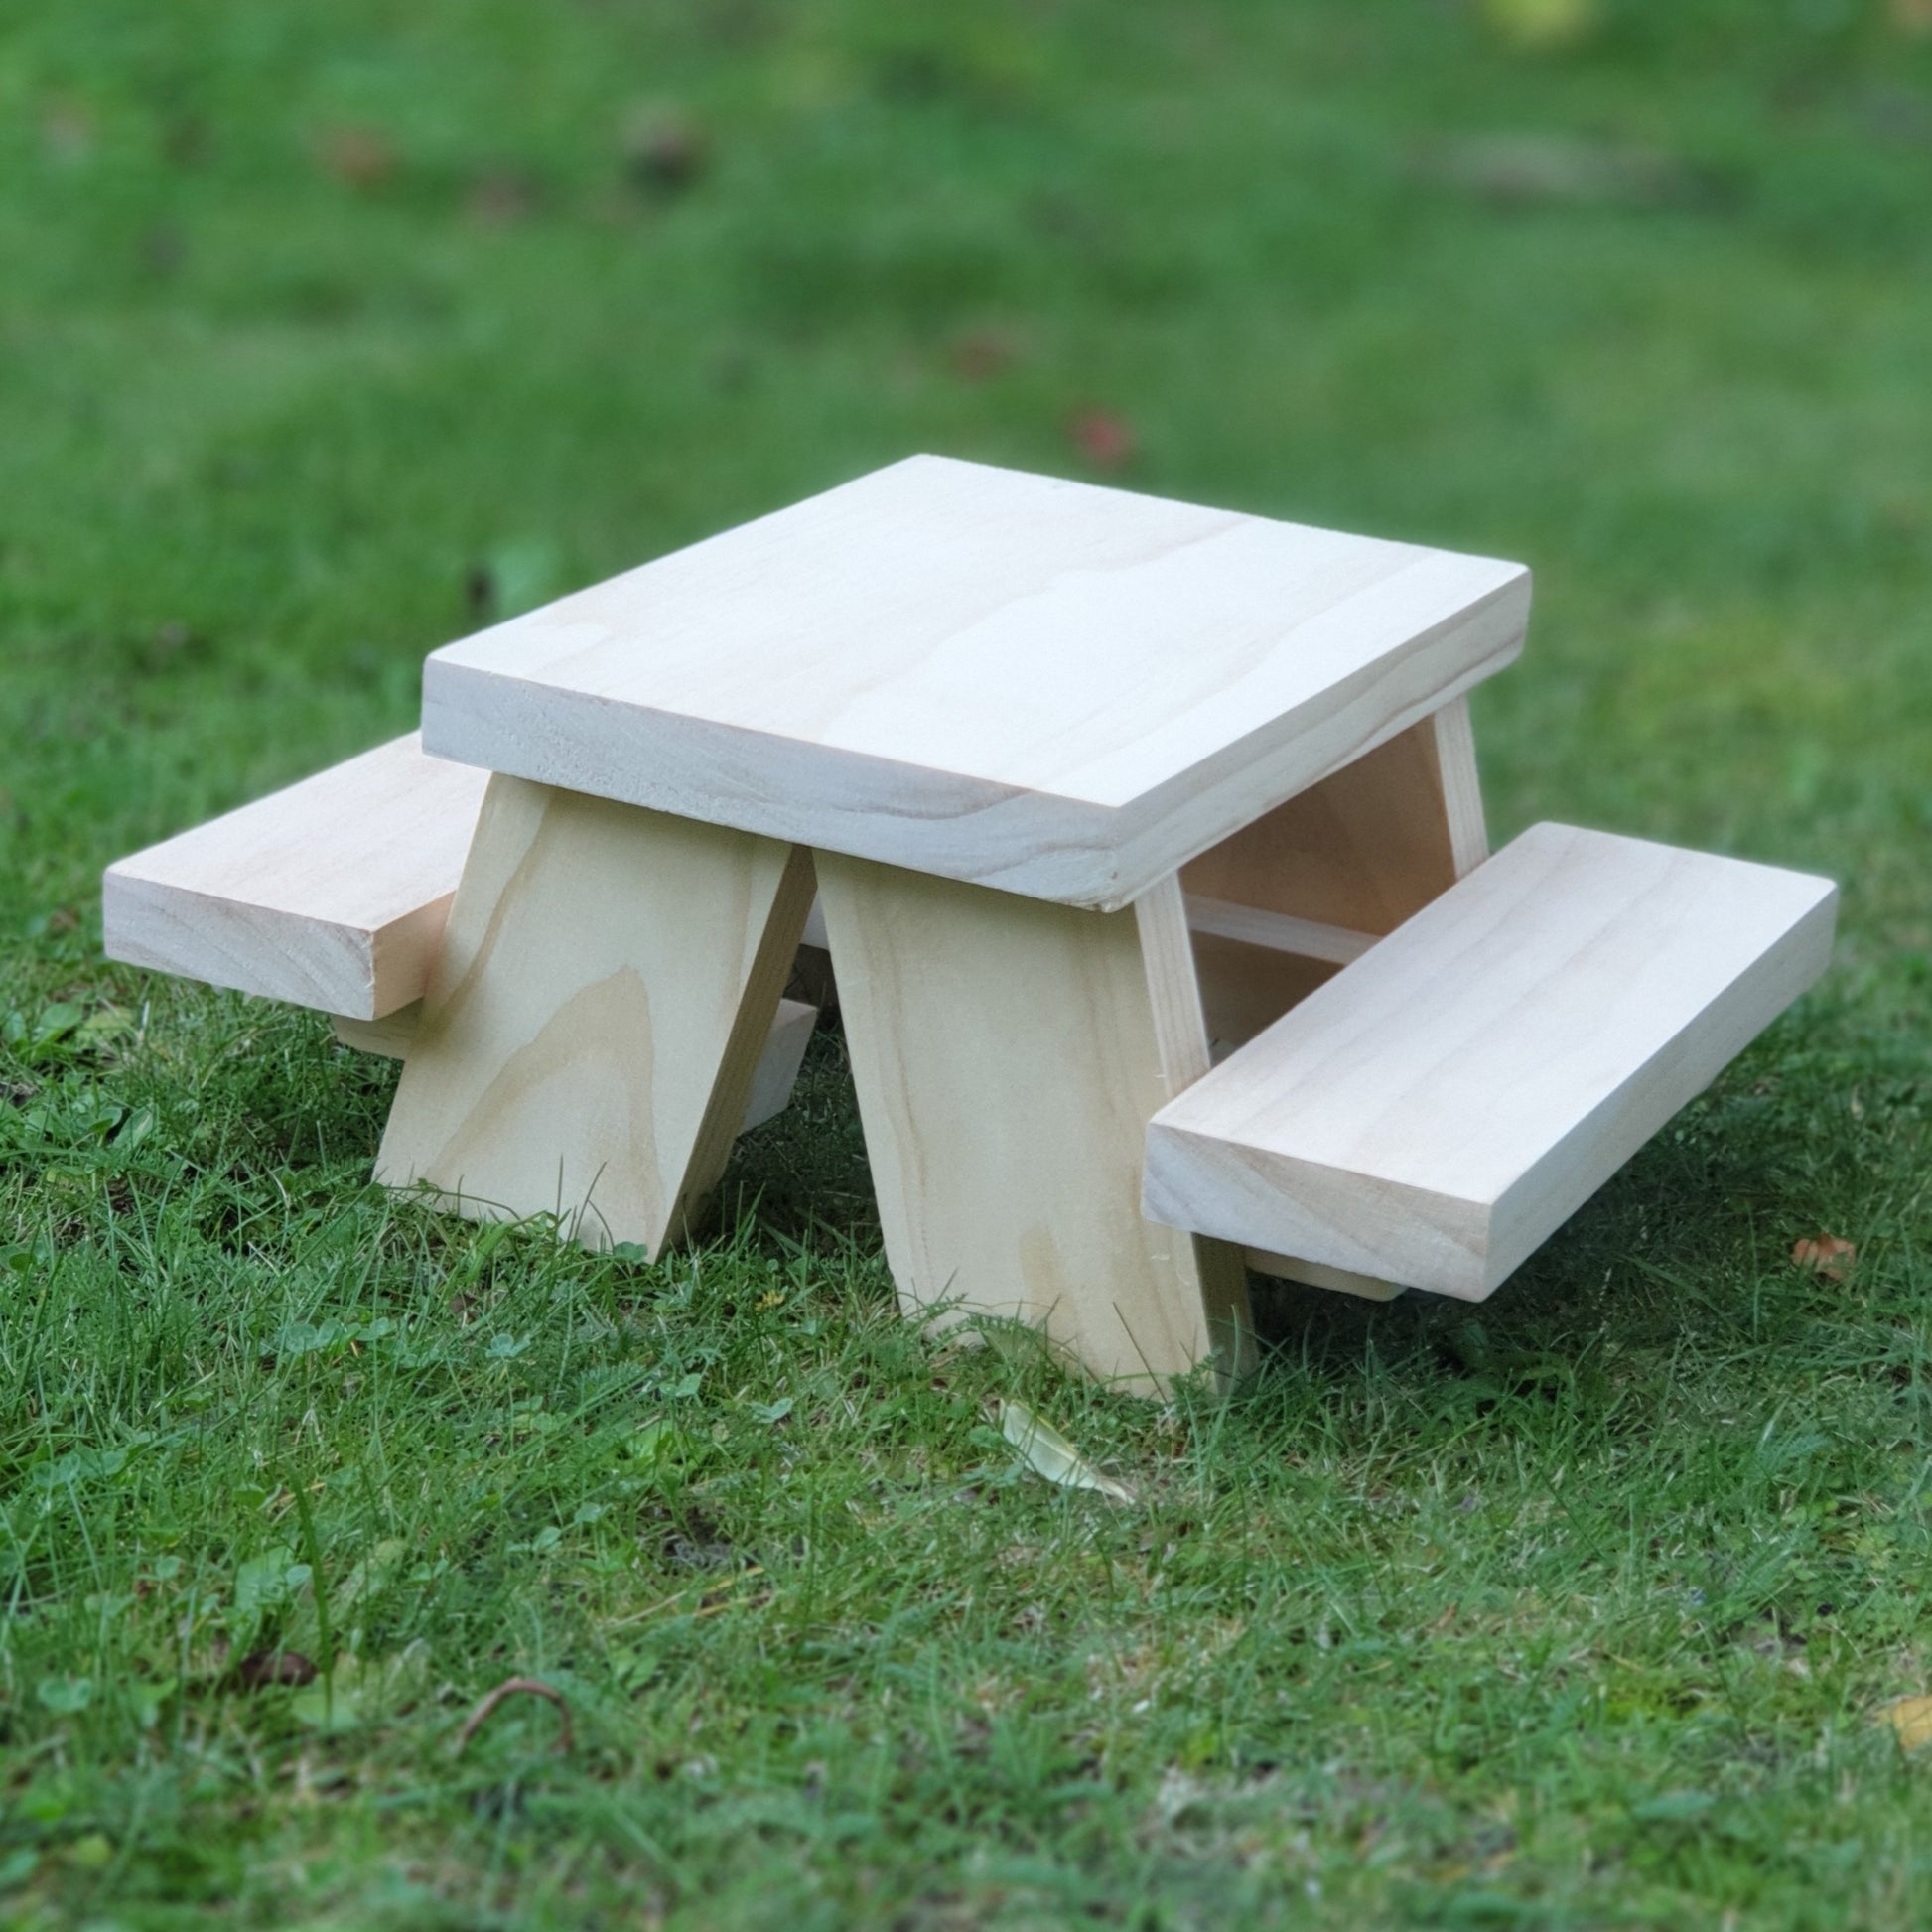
455;1676;574;1756
1067;408;1137;470
1884;1695;1932;1750
948;327;1021;382
624;103;708;193
1792;1233;1857;1281
997;1399;1136;1504
467;170;537;225
316;126;397;190
1892;0;1932;36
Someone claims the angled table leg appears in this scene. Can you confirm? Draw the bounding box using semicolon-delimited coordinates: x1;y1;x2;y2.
377;775;814;1256
815;854;1252;1395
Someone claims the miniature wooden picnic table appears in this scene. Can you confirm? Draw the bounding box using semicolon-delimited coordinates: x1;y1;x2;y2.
105;456;1836;1395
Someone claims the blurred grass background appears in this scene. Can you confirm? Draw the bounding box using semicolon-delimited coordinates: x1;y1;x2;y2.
2;2;1931;1926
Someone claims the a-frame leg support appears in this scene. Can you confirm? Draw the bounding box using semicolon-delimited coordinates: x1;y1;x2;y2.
817;853;1251;1395
377;775;814;1255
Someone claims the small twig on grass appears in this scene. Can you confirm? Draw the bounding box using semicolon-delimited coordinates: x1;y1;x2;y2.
454;1677;573;1757
695;1587;772;1621
606;1564;765;1630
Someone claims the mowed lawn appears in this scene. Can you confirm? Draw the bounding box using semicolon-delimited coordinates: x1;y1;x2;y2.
3;2;1931;1925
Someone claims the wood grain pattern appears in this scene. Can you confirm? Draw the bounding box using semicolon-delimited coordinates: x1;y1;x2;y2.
817;851;1251;1392
1146;824;1838;1300
1135;873;1216;1092
738;998;818;1135
1428;694;1489;879
332;1005;425;1060
1191;937;1341;1065
104;734;487;1020
1183;896;1376;966
1177;696;1489;1060
1178;699;1483;936
336;997;818;1136
1244;1250;1406;1302
423;456;1530;909
376;777;814;1256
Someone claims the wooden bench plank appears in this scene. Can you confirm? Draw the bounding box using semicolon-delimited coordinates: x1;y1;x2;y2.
104;735;488;1021
1144;823;1837;1300
103;739;821;1143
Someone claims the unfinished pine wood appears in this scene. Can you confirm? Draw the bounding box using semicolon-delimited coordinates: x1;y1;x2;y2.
1192;937;1341;1065
1177;694;1489;1057
423;456;1530;910
376;777;814;1256
1133;878;1260;1382
1183;896;1376;966
1180;696;1487;937
738;998;818;1134
1429;694;1489;879
337;997;818;1135
1244;1250;1406;1302
332;1005;424;1059
787;943;838;1017
104;734;488;1019
1145;824;1838;1300
1134;873;1216;1092
817;852;1251;1392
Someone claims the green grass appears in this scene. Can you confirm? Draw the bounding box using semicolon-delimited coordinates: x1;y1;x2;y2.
3;0;1932;1924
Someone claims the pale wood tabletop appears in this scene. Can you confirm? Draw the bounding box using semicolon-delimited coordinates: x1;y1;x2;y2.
420;455;1530;907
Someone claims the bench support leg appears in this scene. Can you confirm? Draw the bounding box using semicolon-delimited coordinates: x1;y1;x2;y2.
375;776;815;1256
815;854;1252;1395
1427;692;1490;881
1243;1249;1407;1303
